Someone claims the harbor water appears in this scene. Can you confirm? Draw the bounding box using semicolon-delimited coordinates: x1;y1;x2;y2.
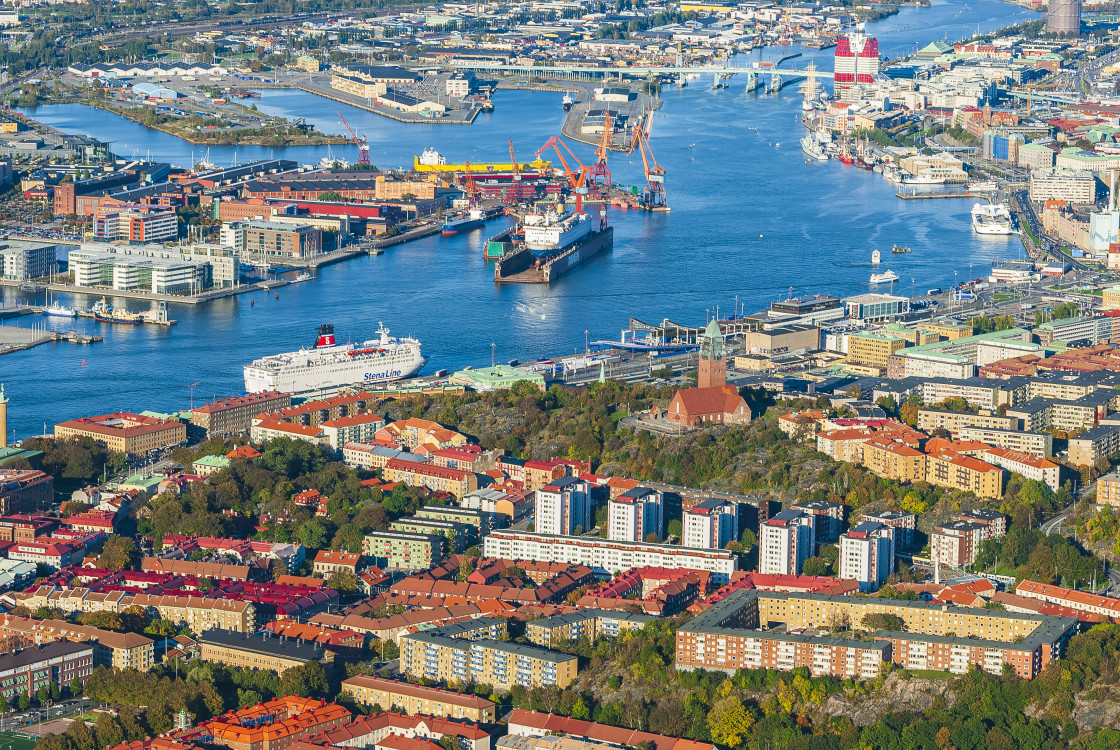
2;0;1038;437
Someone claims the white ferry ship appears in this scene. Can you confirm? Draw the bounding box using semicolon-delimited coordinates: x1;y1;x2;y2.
971;203;1015;235
801;134;828;161
244;324;427;394
870;269;899;284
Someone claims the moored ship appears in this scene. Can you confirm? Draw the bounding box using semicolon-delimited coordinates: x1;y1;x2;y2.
801;134;828;161
91;297;142;325
971;203;1015;235
441;208;486;235
243;323;427;394
494;208;613;284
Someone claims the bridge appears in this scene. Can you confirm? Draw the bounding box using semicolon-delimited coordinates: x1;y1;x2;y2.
1005;89;1081;105
446;60;833;82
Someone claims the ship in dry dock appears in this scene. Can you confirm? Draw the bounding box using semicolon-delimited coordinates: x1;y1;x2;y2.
493;207;613;284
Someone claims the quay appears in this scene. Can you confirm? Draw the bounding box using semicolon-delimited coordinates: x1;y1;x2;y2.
0;305;40;321
0;278;288;305
896;190;973;200
292;82;481;125
0;325;102;356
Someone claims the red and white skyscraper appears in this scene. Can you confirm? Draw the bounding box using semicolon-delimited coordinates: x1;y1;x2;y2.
834;30;879;99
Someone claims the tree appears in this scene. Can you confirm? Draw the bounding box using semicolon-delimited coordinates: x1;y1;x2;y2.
667;520;682;538
861;612;905;631
279;660;329;698
899;402;920;427
457;558;473;582
18;694;28;711
326;568;358;593
70;676;83;696
317;190;343;202
802;557;829;577
296;518;329;550
0;695;8;713
707;695;755;747
98;535;139;570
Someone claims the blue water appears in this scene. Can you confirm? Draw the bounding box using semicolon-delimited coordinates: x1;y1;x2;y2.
1;0;1038;438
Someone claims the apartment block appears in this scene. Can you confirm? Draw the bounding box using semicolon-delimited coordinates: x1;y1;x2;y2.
534;477;594;536
340;675;497;722
482;530;738;583
198;629;332;673
676;589;1076;680
839;522;895;592
224;220;322;258
415;505;493;536
982;447;1061;491
682;499;738;550
0;472;54;515
759;510;815;576
860;438;925;482
607;487;664;543
390;516;473;553
55;412;186;454
189;392;291;438
0;614;153;671
1068;424;1120;468
790;500;844;544
363;530;444;571
400;625;577;691
917;409;1016;436
958;426;1053;458
321;414;387;452
924;449;1002;499
384;459;478;500
861;510;916;552
0;641;94;703
1096;471;1120;508
525;609;654;649
847;332;908;369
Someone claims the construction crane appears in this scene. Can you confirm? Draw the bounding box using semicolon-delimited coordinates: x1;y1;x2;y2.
589;111;613;201
536;136;593;214
337;112;370;167
460;161;480;207
505;138;521;206
628;125;668;211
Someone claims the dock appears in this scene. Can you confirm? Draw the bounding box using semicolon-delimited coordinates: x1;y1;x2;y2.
0;305;40;321
896;190;972;200
0;325;102;355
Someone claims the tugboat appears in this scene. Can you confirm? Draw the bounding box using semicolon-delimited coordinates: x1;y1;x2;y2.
891;243;912;254
562;93;575;111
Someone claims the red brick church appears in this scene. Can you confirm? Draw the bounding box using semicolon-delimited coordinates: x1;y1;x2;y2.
665;320;751;428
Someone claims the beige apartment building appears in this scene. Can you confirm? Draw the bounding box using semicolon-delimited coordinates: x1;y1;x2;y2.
860;438;925;482
924;450;1003;499
916;409;1016;436
340;675;498;722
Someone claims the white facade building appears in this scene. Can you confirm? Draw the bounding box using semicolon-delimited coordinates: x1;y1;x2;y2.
534;476;592;536
607;487;663;543
682;499;739;550
839;522;895;592
759;510;815;576
482;530;738;583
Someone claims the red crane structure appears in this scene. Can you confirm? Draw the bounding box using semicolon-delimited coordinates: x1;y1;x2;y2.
535;135;592;214
588;111;613;200
628;125;668;211
337;112;370;167
460;161;480;207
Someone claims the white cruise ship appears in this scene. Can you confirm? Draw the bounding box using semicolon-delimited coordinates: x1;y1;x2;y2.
244;324;427;394
870;269;899;284
971;203;1015;235
523;209;593;253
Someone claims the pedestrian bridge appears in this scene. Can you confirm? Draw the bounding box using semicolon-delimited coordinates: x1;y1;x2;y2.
445;61;835;80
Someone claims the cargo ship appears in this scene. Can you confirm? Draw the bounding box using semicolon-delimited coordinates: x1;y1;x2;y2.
244;323;426;394
494;208;613;284
441;208;486;235
91;297;143;325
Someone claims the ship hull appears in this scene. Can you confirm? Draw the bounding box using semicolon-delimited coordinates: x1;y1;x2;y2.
973;224;1014;235
495;227;613;284
94;313;141;324
44;310;76;318
441;218;485;235
244;353;426;394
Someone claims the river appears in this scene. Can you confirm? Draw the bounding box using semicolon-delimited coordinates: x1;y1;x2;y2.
1;0;1038;438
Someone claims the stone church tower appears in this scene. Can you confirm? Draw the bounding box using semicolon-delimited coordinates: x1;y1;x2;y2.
697;320;726;389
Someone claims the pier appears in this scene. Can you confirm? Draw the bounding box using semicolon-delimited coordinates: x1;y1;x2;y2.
896;190;973;200
0;325;102;355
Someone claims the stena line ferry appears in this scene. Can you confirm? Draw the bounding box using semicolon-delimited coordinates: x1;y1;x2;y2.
244;324;427;395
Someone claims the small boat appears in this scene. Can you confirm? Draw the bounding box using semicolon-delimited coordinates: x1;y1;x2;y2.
294;272;313;282
870;269;900;284
43;302;77;318
903;174;945;186
871;250;881;265
891;244;912;254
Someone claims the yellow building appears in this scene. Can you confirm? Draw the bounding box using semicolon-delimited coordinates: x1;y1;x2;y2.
924;450;1003;499
916;322;974;340
1103;285;1120;310
860;438;925;482
130;593;257;633
295;56;322;72
374;175;438;201
340;675;498;722
54;412;186;455
525;610;653;649
847;332;908;368
1096;471;1120;508
332;73;386;99
0;615;154;672
400;631;577;691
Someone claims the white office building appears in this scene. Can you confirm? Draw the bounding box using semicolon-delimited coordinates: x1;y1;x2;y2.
759;510;814;576
682;499;738;550
838;522;895;592
0;241;57;281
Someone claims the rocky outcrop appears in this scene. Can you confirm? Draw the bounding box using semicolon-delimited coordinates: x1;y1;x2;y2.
818;674;958;726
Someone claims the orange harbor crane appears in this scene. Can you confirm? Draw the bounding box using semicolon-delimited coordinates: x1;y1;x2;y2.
628;125;668;211
337;112;370;167
461;161;480;207
535;135;593;215
588;110;613;201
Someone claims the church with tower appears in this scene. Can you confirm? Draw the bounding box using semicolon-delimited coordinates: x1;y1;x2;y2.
665;320;752;428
